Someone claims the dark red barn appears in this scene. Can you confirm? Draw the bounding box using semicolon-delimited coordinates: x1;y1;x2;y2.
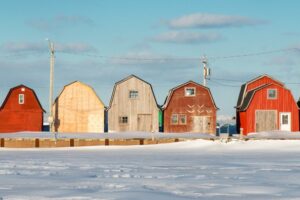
0;85;45;133
236;75;299;135
163;81;218;134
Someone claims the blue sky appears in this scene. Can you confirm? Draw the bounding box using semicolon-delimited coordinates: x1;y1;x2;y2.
1;0;300;118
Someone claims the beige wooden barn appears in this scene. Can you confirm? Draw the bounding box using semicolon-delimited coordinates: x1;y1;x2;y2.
107;75;160;132
53;81;105;133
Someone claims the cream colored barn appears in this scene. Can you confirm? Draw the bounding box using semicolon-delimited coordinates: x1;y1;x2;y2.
53;81;105;133
107;75;160;132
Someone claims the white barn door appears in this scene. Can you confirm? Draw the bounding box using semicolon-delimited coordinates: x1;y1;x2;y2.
280;112;291;131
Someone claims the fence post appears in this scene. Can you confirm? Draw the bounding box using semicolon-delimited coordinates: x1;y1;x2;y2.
139;139;144;145
0;138;4;147
35;138;40;148
105;139;109;146
240;128;244;139
70;139;75;147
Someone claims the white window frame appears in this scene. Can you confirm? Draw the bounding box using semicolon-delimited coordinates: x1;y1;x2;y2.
179;114;187;125
267;89;277;99
185;87;196;97
19;94;25;104
171;114;178;125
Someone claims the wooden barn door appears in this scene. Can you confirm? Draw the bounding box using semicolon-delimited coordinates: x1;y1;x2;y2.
192;116;212;133
88;113;100;132
255;110;277;132
138;114;152;132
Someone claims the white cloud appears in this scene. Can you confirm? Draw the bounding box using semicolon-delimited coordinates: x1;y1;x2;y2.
27;15;94;31
165;13;266;29
55;43;97;54
264;56;296;66
107;51;197;65
0;42;46;53
152;31;222;44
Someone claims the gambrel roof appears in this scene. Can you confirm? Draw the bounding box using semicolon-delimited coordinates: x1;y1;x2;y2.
162;80;218;110
107;74;160;110
236;74;284;109
0;84;45;112
54;81;104;106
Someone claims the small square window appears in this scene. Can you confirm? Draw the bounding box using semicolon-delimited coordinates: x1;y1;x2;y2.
185;87;196;96
171;114;178;124
19;94;24;104
129;90;138;99
119;116;128;124
268;89;277;99
179;115;187;125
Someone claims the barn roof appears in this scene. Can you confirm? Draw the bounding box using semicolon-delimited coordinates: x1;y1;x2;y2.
0;84;45;112
54;81;104;106
107;74;160;110
162;80;218;110
238;83;293;111
236;74;285;109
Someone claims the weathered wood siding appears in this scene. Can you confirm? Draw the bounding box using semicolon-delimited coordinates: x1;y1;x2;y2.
239;84;299;134
0;85;44;133
163;82;217;134
53;81;105;133
108;76;159;132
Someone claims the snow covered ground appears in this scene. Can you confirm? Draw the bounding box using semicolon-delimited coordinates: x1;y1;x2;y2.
1;139;300;199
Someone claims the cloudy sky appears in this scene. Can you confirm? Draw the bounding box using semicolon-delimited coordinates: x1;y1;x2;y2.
1;0;300;118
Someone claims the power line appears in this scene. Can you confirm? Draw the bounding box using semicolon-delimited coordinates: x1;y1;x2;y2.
209;79;241;87
210;77;300;86
209;48;299;60
1;47;299;62
57;47;299;61
210;77;244;83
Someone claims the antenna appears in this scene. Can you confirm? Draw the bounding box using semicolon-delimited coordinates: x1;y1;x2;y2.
201;56;211;86
46;39;55;132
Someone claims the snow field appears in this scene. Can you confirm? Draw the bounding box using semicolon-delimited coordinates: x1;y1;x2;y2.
1;139;300;199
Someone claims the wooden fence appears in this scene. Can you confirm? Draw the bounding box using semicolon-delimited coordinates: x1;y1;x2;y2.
0;138;189;148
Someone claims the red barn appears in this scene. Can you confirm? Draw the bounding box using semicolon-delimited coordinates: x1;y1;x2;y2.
236;75;299;135
163;81;218;134
0;85;45;133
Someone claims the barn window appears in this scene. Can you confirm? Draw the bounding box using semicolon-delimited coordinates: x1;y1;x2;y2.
18;94;25;104
267;89;277;99
179;115;187;125
185;87;196;96
119;116;128;124
129;90;138;99
171;114;178;124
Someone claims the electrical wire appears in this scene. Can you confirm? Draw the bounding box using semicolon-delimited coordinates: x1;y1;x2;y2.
209;79;241;87
56;47;300;61
209;48;299;60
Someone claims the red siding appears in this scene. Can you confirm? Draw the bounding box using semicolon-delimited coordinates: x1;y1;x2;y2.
164;82;217;133
246;76;283;92
0;85;44;133
239;84;299;135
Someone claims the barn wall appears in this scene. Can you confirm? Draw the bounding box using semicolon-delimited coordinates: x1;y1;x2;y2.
108;77;159;132
238;111;247;134
164;82;216;133
53;82;105;133
240;84;299;134
0;86;43;133
0;111;43;132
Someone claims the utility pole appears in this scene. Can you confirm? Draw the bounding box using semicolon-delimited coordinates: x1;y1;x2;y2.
201;56;210;87
47;39;55;132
